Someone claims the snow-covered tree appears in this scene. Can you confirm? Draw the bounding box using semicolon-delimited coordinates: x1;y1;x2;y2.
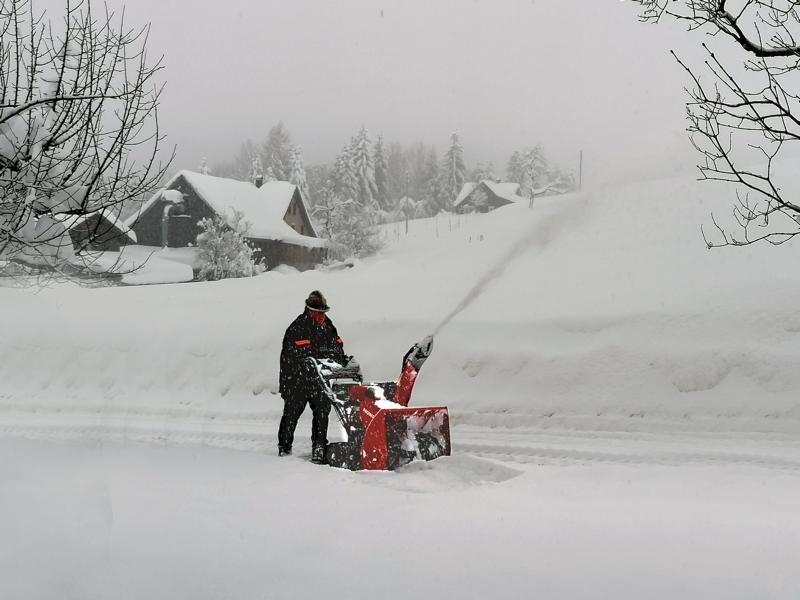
471;161;496;183
506;151;524;185
351;127;379;211
312;184;382;260
331;143;358;202
262;122;292;181
518;146;549;198
250;155;264;186
317;131;385;259
305;163;330;213
289;146;309;198
422;147;442;213
196;210;265;281
545;168;578;195
440;132;467;210
373;135;390;209
386;141;408;201
0;0;169;275
214;140;256;181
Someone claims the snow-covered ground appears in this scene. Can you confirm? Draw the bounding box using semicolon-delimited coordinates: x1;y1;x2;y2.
3;172;800;598
4;436;799;600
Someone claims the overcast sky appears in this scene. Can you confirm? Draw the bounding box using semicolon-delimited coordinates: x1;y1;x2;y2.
42;0;707;185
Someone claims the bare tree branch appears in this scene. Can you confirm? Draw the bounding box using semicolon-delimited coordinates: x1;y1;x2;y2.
0;0;173;282
632;0;800;247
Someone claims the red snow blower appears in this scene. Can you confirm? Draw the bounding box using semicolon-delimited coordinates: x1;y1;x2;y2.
310;336;451;470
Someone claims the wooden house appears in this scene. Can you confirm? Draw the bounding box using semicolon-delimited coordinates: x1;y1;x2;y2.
454;180;526;214
126;171;326;271
57;209;137;252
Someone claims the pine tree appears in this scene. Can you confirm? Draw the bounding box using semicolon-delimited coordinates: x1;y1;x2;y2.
320;132;384;259
470;161;496;183
485;161;496;181
318;164;382;260
373;135;389;210
250;155;264;185
386;141;408;201
289;146;309;198
331;143;358;201
305;163;330;213
262;122;292;181
214;140;256;181
440;132;467;211
351;126;378;210
506;150;523;185
422;146;441;214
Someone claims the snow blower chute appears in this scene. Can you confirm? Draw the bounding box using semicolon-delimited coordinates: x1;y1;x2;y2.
309;336;450;470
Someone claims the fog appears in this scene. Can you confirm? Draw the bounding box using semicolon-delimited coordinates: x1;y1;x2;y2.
40;0;705;184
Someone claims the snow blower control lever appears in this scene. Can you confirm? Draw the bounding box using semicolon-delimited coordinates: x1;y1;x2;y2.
309;335;450;470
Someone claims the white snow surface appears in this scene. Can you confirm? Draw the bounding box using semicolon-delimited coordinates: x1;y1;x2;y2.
79;245;195;285
3;172;800;598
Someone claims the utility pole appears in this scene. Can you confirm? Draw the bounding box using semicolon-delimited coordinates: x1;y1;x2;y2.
527;163;535;209
405;170;410;235
578;149;583;191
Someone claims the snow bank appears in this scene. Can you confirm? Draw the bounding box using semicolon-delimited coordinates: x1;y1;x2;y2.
83;245;195;285
2;172;800;432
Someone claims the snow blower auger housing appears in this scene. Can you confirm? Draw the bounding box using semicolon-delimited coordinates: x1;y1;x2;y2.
310;336;451;471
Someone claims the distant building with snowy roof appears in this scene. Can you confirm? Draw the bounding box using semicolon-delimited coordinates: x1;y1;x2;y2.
56;208;137;252
454;180;526;214
126;170;326;271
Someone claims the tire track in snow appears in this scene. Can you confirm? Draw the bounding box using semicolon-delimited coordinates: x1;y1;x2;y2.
457;441;800;473
0;420;277;452
4;414;800;474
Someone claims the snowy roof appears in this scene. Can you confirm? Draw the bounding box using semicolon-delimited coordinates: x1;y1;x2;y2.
132;171;325;249
482;181;525;204
454;180;525;207
454;183;477;207
55;208;137;243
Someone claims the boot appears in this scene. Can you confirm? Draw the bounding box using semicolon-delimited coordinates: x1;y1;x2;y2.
311;443;327;465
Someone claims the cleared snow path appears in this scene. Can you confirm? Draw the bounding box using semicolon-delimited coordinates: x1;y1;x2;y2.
2;410;799;474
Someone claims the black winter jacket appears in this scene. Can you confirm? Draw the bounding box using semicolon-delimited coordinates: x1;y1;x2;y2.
279;311;347;398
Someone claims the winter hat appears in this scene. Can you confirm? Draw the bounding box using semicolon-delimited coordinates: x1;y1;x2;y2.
305;290;330;312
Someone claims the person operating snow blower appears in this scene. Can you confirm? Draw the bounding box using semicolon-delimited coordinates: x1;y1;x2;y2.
278;290;356;463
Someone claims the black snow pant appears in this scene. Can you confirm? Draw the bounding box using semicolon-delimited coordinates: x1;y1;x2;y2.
278;391;330;452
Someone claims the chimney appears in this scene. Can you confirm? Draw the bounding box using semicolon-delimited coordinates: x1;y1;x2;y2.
250;155;265;188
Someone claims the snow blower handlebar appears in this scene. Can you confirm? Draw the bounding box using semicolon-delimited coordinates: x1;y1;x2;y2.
305;357;362;408
310;357;363;382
